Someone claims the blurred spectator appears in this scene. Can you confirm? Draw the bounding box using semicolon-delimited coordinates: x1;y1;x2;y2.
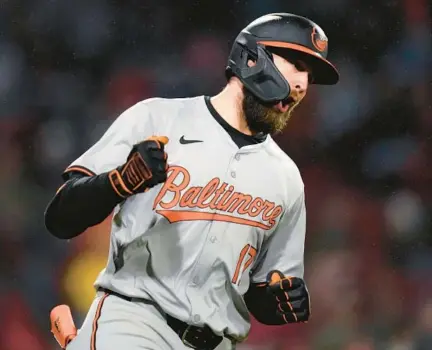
0;1;430;349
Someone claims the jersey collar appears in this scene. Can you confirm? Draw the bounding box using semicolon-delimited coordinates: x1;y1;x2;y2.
203;96;270;152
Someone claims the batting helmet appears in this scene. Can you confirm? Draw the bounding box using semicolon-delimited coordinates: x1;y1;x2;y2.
226;13;339;104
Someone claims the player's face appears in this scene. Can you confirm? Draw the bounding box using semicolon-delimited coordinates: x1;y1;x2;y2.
243;53;311;135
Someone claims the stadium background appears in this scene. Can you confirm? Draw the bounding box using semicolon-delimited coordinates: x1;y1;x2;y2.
0;0;431;349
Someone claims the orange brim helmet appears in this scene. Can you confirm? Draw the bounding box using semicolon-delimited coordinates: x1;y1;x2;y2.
226;13;339;104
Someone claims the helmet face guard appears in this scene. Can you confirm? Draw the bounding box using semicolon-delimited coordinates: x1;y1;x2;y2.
226;13;339;104
227;42;291;104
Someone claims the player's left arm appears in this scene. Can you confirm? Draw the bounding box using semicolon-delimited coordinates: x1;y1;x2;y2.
244;191;310;325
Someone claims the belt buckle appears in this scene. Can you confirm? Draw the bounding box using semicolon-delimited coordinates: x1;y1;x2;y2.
181;324;199;349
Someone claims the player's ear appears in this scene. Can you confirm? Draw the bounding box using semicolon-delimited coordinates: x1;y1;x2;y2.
247;60;256;68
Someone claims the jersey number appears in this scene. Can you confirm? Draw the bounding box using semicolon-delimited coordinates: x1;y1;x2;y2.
232;244;257;285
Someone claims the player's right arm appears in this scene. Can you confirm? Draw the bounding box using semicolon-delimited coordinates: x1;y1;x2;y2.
44;101;168;240
244;189;310;325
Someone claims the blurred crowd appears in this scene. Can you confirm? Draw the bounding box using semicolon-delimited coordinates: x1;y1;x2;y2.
0;0;431;349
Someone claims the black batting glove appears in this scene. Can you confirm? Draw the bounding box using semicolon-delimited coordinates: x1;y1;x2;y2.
266;270;311;323
108;136;169;199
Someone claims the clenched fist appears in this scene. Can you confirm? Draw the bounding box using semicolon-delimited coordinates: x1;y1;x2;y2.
109;136;169;198
266;270;311;323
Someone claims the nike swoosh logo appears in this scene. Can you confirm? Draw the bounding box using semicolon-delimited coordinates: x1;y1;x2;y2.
179;136;203;144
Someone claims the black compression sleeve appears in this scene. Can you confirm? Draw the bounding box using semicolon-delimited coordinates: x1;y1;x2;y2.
44;172;123;239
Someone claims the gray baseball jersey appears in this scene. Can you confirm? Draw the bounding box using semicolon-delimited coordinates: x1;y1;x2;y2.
64;96;306;340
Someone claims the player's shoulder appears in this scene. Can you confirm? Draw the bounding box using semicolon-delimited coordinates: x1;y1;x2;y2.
116;95;205;132
123;95;204;127
266;137;304;189
136;95;204;114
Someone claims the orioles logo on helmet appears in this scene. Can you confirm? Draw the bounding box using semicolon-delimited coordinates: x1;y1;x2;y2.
311;27;328;52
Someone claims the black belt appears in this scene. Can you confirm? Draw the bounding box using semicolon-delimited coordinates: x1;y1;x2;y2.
98;288;224;350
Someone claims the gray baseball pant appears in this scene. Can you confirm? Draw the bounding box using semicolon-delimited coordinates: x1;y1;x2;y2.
65;291;233;350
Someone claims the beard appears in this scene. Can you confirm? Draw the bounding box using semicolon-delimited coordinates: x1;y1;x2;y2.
241;86;301;135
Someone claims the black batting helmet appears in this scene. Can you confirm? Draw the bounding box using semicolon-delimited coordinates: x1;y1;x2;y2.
226;13;339;104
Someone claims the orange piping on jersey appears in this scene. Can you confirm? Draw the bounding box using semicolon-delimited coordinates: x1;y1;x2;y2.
153;166;283;230
90;293;109;350
63;165;96;177
56;183;67;195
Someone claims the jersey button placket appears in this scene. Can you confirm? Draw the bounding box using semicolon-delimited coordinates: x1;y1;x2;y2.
187;152;239;320
231;152;240;179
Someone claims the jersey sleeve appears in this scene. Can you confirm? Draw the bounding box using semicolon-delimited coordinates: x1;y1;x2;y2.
63;101;154;179
251;190;306;282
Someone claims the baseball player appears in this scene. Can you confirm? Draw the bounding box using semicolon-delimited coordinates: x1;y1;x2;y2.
45;13;339;350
